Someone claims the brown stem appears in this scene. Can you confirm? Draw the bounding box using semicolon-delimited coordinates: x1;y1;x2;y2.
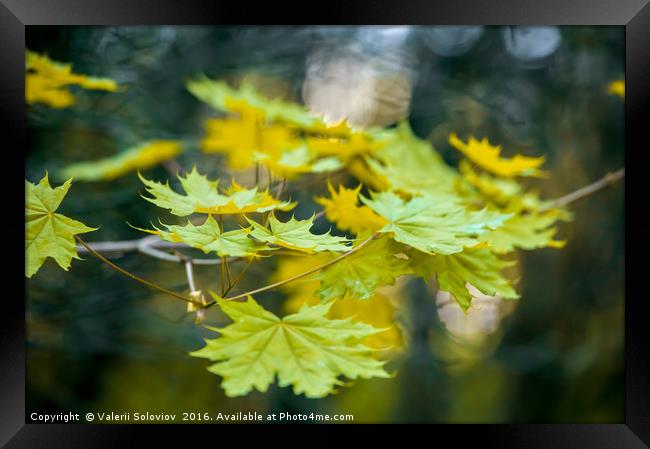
222;258;254;297
75;235;202;306
542;168;624;211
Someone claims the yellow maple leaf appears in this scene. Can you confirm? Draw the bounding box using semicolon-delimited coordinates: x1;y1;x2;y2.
315;181;387;235
25;50;119;108
307;133;381;160
346;157;390;191
201;112;297;170
449;132;547;178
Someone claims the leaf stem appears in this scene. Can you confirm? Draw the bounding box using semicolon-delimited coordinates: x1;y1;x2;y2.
223;258;254;297
75;235;202;306
204;231;381;307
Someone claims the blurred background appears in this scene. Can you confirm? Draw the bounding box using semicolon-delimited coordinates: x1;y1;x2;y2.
26;26;624;423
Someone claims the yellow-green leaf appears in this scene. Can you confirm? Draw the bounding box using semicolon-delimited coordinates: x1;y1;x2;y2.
134;215;271;257
245;213;351;253
187;75;321;128
26;174;96;277
190;295;390;398
60;140;182;181
449;132;547;178
364;122;458;196
482;212;566;254
317;236;411;300
361;191;511;255
456;160;548;212
409;247;519;311
138;167;295;216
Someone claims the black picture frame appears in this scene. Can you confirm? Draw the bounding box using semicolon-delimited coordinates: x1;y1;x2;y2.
3;0;649;446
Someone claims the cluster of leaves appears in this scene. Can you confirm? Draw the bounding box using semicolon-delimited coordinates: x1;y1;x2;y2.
26;55;577;399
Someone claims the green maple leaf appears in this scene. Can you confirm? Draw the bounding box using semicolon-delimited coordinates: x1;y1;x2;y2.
409;247;519;311
190;295;390;398
134;215;272;257
138;167;295;216
26;174;96;278
365;122;458;196
361;191;511;255
482;212;566;254
317;236;411;301
186;75;322;128
245;213;351;253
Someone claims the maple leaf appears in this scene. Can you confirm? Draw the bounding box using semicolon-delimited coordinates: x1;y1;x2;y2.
346;157;390;192
456;160;554;213
186;75;323;128
133;215;271;257
283;290;405;351
315;181;387;235
317;236;411;301
201;114;298;171
138;167;295;216
449;133;547;178
60;140;182;181
409;247;519;311
306;133;381;160
202;117;346;178
245;213;351;253
25;50;119;109
361;191;512;255
363;122;458;196
481;212;566;254
26;174;97;277
190;295;390;398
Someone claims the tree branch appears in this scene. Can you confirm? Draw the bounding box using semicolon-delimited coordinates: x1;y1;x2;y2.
541;167;624;211
71;167;624;311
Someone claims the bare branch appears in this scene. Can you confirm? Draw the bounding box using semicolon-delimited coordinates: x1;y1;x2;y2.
541;168;624;211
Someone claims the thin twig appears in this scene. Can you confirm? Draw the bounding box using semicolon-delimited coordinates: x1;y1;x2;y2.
541;168;624;211
75;235;202;306
204;231;381;307
222;258;254;297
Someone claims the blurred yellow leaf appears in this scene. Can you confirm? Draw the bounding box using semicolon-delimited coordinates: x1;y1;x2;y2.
449;133;547;178
315;181;387;235
607;80;625;99
61;140;182;181
25;49;119;108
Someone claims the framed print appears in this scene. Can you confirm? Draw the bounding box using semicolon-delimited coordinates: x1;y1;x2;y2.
2;0;649;446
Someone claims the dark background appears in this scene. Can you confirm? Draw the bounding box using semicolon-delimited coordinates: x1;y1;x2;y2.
25;26;624;423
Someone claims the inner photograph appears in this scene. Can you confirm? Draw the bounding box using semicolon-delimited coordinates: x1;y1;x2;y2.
25;25;624;424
